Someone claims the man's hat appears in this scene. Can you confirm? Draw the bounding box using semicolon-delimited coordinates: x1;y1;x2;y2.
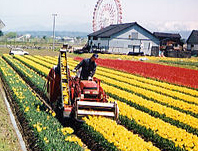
92;53;98;59
62;44;68;49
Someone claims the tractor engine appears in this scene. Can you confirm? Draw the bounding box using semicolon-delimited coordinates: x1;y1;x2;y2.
70;77;107;104
80;80;100;100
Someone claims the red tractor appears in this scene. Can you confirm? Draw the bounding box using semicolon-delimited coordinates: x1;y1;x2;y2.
46;49;119;120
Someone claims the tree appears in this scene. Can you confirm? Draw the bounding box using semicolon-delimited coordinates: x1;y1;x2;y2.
5;32;17;38
0;30;3;37
43;36;46;40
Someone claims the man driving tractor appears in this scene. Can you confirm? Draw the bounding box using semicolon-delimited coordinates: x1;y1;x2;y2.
73;53;98;80
47;50;119;120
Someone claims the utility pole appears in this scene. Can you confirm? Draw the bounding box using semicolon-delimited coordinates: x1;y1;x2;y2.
52;14;57;51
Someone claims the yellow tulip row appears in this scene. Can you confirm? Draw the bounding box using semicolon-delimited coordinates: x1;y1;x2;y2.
145;56;198;63
100;66;198;97
19;57;161;150
1;57;86;148
65;135;87;149
65;61;198;132
44;58;198;119
97;74;198;115
60;53;69;105
65;60;198;117
16;56;198;150
107;96;198;151
5;56;160;150
34;55;52;62
100;82;198;130
43;55;73;65
4;55;46;82
31;55;70;105
45;57;198;150
25;55;54;68
147;56;198;70
6;55;33;78
0;57;89;150
83;116;160;151
31;55;74;70
105;54;198;63
60;127;89;150
21;56;198;105
95;68;198;105
44;56;58;62
14;55;50;76
34;57;198;118
38;56;76;71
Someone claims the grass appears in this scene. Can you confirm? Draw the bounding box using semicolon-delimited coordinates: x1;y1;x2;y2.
0;47;59;56
0;87;21;151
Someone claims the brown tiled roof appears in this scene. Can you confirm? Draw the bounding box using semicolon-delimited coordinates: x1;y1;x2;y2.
153;32;181;39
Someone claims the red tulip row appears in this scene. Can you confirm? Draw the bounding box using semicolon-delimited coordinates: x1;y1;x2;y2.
75;57;198;89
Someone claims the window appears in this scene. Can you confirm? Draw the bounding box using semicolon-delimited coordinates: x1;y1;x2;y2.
128;45;133;48
131;32;138;39
93;36;98;40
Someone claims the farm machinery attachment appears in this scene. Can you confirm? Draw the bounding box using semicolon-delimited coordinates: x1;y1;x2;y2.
46;48;119;121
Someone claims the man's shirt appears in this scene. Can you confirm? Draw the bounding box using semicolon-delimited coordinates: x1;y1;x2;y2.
75;58;97;80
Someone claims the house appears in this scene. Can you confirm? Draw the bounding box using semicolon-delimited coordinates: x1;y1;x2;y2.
87;22;160;55
153;32;183;51
187;30;198;52
16;34;31;42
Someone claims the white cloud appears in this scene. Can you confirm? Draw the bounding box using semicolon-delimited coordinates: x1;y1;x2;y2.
141;21;198;32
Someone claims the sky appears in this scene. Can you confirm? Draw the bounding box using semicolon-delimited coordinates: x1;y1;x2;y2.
1;0;198;33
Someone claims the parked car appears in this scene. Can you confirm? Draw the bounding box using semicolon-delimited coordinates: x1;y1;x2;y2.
9;48;29;55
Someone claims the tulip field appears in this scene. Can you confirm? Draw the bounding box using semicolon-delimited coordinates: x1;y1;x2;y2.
0;54;198;151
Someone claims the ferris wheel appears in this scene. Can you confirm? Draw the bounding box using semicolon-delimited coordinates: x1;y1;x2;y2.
93;0;122;32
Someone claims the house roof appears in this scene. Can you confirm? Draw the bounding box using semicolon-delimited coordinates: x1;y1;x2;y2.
88;22;156;39
153;32;181;40
187;30;198;44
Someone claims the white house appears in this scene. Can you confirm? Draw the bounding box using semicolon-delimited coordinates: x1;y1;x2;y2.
88;22;160;55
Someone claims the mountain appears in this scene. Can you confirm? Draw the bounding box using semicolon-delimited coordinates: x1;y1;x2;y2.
14;30;191;39
4;31;89;38
4;22;92;35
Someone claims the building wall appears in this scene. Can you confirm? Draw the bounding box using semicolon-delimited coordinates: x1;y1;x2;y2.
187;44;191;50
88;24;160;55
89;37;109;50
187;44;198;51
108;25;159;55
194;45;198;50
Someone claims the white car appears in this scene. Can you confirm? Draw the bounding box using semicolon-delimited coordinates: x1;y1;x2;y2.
9;48;29;55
